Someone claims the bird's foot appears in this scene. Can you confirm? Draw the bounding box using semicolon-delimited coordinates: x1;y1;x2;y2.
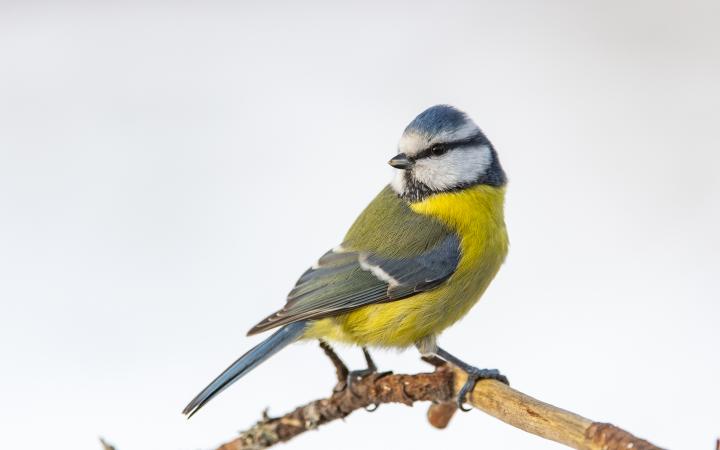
346;367;374;385
433;347;509;412
457;367;509;412
346;347;391;389
320;342;392;399
345;348;392;412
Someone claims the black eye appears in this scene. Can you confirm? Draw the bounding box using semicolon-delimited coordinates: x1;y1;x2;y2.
430;144;448;157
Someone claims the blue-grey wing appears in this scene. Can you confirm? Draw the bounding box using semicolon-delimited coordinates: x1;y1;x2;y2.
247;234;460;335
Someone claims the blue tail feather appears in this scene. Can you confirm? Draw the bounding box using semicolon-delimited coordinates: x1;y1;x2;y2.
182;321;306;418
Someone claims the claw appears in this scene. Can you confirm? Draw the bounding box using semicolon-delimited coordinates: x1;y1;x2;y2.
432;347;509;412
456;368;510;411
457;380;474;412
364;403;379;412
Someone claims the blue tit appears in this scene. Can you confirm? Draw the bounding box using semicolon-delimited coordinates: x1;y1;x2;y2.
183;105;509;418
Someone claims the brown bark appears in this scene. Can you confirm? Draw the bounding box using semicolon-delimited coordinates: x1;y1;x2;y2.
213;344;665;450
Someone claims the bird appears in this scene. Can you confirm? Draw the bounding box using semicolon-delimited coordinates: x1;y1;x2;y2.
183;104;509;418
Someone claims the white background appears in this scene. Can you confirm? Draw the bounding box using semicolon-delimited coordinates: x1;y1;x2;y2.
1;1;718;449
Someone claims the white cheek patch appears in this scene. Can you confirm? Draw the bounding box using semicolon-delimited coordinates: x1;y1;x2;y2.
412;145;492;191
390;169;407;195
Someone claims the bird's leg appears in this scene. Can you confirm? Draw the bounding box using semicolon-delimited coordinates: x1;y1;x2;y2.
364;347;393;379
346;347;378;385
347;348;392;384
319;342;391;397
345;347;392;411
434;346;509;412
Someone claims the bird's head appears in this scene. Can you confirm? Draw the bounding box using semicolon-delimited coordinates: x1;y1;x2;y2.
389;105;506;202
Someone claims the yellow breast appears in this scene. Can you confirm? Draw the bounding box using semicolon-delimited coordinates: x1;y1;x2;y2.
305;185;508;348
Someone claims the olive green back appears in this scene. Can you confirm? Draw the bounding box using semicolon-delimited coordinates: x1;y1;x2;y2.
343;185;452;257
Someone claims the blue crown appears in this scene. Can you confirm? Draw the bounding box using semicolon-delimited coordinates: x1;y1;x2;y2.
404;105;469;136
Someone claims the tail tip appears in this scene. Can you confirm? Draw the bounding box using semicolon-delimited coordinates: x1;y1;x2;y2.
182;400;201;419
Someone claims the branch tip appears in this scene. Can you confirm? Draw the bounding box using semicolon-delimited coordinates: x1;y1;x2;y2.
99;438;116;450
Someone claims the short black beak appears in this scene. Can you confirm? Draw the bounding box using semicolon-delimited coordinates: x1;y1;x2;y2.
388;153;414;169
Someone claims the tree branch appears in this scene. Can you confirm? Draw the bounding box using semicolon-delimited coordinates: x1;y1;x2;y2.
214;345;665;450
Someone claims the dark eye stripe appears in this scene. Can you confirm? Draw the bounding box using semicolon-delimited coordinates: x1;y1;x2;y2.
413;132;487;160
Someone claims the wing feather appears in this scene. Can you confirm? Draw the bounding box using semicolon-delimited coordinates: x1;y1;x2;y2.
248;234;460;335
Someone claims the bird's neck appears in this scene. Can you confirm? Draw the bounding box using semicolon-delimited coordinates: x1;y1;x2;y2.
410;184;505;223
409;185;507;262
